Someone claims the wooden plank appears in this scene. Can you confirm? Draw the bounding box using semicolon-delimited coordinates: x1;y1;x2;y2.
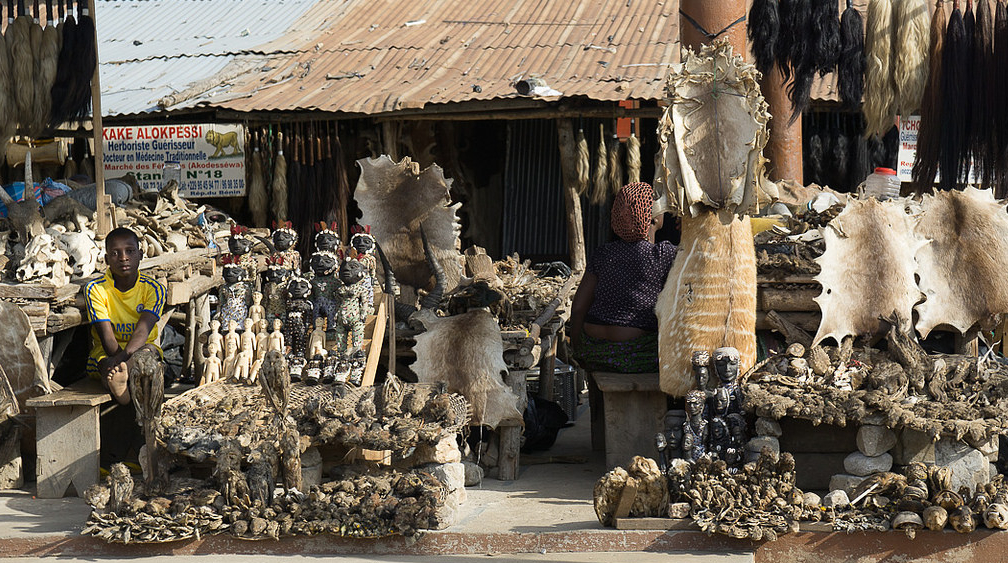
47;307;83;334
612;480;638;519
26;379;110;408
0;282;61;300
755;311;821;332
166;273;223;306
615;517;698;531
361;296;386;388
602;386;666;470
497;369;528;481
757;287;820;312
593;372;661;393
34;402;101;497
757;275;818;285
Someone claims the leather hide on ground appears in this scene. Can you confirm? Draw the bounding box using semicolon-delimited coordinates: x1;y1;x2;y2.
657;212;756;397
813;198;923;346
410;309;521;428
0;300;49;410
914;187;1008;338
355;155;463;292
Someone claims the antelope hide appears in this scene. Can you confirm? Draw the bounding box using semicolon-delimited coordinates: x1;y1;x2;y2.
356;155;463;293
914;187;1008;338
813;198;923;346
0;300;50;410
657;212;756;397
410;309;521;428
657;39;770;217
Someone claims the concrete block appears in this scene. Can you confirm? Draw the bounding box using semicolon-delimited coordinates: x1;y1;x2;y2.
936;438;990;492
756;417;782;437
892;428;936;465
844;451;893;476
829;473;868;496
857;425;897;457
0;424;21;490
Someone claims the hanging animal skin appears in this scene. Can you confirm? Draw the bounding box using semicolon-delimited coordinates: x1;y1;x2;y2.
355;155;462;292
914;187;1008;338
657;39;770;217
813;198;924;346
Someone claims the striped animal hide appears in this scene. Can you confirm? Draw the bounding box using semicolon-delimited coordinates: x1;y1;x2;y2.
411;309;521;428
813;199;923;346
914;187;1008;337
657;212;756;397
356;155;463;293
657;40;770;217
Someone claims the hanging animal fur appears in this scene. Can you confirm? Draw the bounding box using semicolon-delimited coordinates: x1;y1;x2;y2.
50;0;94;126
776;0;809;81
272;131;288;223
590;123;608;205
575;127;589;195
747;0;779;76
248;131;268;227
784;0;815;122
838;0;866;109
607;135;624;194
34;4;58;136
8;2;34;131
910;0;946;191
626;132;641;184
0;6;13;145
993;1;1008;195
939;1;969;188
864;0;897;137
893;0;931;115
48;0;75;128
973;0;993;187
811;0;841;77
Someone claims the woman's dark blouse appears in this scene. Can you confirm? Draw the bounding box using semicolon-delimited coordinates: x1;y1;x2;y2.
585;239;677;332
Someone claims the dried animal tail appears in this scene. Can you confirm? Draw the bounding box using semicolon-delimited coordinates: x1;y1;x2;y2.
939;2;969;189
575;127;590;195
992;1;1008;195
910;0;946;191
811;0;841;77
626;132;641;184
974;0;994;187
607;134;623;195
893;0;932;115
590;123;608;205
864;0;897;137
748;0;780;75
838;0;866;109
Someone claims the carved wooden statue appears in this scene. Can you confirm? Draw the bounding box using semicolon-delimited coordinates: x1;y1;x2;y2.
682;389;708;462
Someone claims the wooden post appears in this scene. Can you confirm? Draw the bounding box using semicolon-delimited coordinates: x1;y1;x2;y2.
762;70;803;184
556;119;587;273
497;368;528;481
89;0;110;237
538;330;557;402
678;0;747;53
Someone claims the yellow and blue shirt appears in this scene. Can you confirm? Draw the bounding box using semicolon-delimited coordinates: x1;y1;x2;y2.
85;270;165;376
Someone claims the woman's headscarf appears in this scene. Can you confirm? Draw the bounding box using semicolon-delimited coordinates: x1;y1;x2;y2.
610;182;655;242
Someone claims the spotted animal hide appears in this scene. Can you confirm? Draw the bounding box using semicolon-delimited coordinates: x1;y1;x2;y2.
410;309;521;428
355;155;463;293
813;199;924;346
914;187;1008;338
657;39;770;217
657;212;757;397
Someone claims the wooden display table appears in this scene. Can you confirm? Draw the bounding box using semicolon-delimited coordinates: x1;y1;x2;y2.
25;378;111;498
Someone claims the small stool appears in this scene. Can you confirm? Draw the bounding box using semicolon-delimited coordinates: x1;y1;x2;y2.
589;372;665;469
26;379;111;498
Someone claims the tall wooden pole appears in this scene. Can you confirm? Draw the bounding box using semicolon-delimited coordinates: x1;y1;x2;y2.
678;0;747;53
762;71;804;183
88;0;109;237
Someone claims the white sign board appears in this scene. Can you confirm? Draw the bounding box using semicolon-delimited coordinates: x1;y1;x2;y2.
103;123;246;197
897;115;978;184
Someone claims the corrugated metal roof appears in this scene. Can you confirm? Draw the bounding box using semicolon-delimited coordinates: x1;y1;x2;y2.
195;0;681;116
95;0;317;116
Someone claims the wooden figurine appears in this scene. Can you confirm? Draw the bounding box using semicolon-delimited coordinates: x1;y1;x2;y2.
333;256;369;358
313;221;340;253
284;275;314;358
349;225;378;316
233;341;253;384
223;325;239;381
262;255;292;323
308;250;340;334
207;319;224;363
712;346;742;417
682;389;708;462
218;257;251;328
268;318;285;354
227;225;257;281
224;319;240;358
307;317;327;360
200;340;223;385
271;221;301;273
248;291;265;331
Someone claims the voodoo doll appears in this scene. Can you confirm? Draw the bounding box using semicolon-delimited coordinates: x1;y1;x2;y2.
284;275;314;358
218;258;251;328
309;250;340;334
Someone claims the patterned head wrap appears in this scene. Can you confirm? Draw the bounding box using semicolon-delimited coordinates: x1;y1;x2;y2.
611;182;655;242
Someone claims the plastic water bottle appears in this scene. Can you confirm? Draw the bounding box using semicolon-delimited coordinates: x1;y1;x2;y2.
864;167;901;200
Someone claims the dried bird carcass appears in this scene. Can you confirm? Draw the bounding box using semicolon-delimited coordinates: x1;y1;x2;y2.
107;463;134;515
592;456;667;527
654;40;767;396
258;349;290;417
914;187;1008;338
356;155;463;294
410;309;520;428
813;198;924;346
130;347;164;491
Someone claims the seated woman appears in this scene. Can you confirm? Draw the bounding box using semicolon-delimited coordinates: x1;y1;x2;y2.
570;182;676;373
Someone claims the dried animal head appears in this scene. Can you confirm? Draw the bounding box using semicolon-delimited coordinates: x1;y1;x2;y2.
923;505;948;530
984;503;1008;530
657;39;770;217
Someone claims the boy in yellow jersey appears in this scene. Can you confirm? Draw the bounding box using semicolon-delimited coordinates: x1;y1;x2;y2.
85;227;166;405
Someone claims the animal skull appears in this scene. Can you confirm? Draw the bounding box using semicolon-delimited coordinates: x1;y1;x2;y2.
923;505;948;530
54;228;101;277
984;503;1008;530
16;232;71;285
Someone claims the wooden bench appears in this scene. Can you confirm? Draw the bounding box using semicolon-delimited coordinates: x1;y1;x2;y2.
25;378;111;498
589;372;666;470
